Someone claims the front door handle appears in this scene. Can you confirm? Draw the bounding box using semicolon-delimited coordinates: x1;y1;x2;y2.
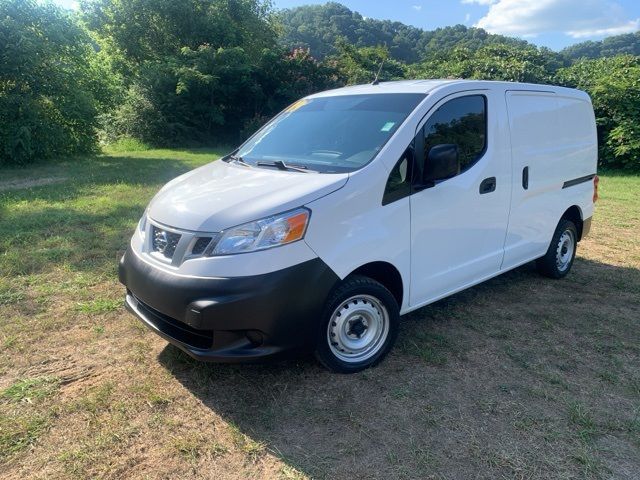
479;177;496;194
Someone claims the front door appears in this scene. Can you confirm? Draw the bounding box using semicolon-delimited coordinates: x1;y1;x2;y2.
409;91;511;307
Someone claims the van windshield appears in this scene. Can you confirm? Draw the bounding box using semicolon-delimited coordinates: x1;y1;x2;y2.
235;93;426;173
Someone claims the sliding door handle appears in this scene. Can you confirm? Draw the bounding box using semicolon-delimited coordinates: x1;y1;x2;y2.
522;166;529;190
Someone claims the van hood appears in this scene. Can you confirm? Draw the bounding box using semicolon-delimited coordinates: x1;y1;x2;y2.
147;160;349;232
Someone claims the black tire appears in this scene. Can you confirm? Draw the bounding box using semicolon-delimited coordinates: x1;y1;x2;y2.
314;275;399;373
536;219;578;279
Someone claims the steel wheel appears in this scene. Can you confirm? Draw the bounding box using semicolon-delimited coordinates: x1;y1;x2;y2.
537;219;578;279
555;229;575;272
327;294;390;363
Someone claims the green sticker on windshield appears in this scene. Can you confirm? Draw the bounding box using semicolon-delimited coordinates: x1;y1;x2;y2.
381;122;395;132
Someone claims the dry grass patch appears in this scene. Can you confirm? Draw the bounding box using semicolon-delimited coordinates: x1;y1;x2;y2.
0;152;638;479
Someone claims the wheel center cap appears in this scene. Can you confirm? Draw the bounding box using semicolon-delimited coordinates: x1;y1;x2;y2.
348;317;367;338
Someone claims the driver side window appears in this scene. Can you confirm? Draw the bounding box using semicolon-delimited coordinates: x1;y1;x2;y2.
421;95;487;177
382;95;487;205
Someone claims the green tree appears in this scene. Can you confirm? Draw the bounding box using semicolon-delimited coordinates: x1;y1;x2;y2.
0;0;114;165
80;0;276;65
408;43;558;83
83;0;276;145
561;32;640;60
330;40;405;85
277;2;534;62
556;55;640;170
85;0;343;146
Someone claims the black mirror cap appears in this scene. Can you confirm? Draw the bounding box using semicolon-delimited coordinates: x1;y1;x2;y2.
424;144;460;184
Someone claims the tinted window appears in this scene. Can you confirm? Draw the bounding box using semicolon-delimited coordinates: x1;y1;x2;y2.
422;95;486;173
236;93;426;173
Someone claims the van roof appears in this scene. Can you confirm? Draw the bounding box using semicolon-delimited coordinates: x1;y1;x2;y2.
309;79;589;100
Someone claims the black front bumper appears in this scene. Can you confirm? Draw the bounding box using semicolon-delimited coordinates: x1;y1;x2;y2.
118;246;339;362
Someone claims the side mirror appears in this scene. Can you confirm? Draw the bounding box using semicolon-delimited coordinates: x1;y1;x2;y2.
424;144;460;186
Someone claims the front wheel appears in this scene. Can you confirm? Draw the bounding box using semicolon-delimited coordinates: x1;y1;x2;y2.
536;219;578;279
315;275;399;373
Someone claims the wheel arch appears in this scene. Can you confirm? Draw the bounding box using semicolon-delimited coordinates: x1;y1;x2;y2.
347;261;404;308
561;205;585;241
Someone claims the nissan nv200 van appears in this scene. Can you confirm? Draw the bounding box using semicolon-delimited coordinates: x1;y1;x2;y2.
119;80;599;373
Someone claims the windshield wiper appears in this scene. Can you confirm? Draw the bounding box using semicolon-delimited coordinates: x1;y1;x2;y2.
227;154;252;167
256;160;312;173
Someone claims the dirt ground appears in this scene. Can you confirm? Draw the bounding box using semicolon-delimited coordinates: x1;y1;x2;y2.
1;152;638;479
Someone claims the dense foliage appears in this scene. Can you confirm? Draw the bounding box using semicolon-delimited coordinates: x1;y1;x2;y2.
330;41;406;84
0;0;114;165
557;55;640;170
84;0;338;146
277;2;532;63
0;0;639;169
409;44;562;84
81;0;277;65
561;32;640;60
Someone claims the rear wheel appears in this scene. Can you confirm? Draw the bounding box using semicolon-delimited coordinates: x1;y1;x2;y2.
536;219;578;279
315;275;399;373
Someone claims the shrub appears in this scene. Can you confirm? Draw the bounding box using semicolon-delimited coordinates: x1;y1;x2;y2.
556;55;640;170
98;85;166;146
0;0;112;165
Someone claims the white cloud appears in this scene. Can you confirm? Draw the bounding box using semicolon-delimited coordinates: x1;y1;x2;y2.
412;5;423;11
472;0;639;38
464;13;471;23
566;20;640;38
461;0;497;4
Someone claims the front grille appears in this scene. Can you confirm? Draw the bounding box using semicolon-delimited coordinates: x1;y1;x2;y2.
146;223;219;265
191;236;212;255
152;226;181;259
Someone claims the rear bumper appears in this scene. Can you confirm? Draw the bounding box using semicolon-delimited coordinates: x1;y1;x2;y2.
118;246;339;362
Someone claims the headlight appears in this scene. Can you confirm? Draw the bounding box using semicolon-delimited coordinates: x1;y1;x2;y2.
209;208;310;256
138;210;147;236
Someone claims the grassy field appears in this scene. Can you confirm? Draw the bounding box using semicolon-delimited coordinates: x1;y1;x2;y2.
0;148;639;479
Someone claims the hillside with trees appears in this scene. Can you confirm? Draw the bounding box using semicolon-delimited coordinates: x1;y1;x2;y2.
277;2;533;63
561;31;640;60
1;0;639;170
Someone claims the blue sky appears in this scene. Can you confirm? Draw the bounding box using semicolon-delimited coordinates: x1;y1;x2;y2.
54;0;640;51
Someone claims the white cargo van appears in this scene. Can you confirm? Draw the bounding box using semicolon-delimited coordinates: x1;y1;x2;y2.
119;80;599;373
